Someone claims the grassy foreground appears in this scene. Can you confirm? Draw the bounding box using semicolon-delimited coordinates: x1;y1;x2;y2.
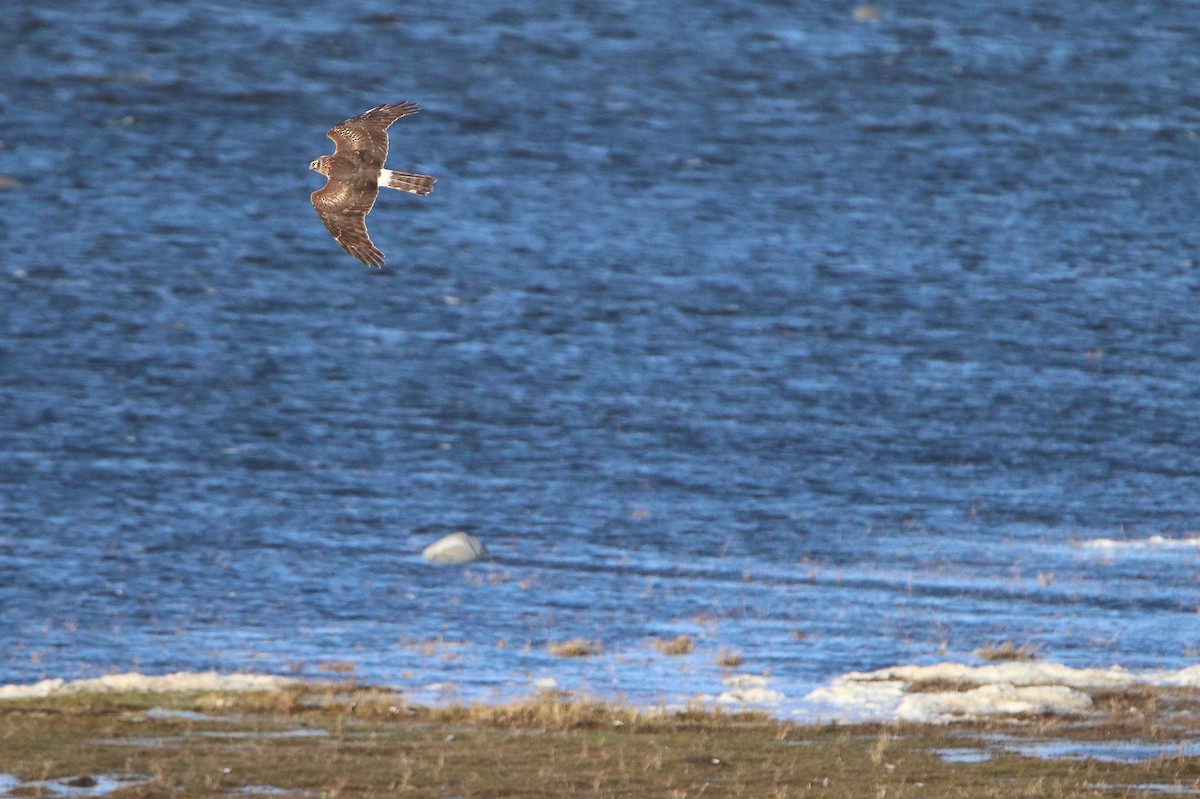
2;683;1199;797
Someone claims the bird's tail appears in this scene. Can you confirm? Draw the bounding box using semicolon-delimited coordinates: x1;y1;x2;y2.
380;170;437;196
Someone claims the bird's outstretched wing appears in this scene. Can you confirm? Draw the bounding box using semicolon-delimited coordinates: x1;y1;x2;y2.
310;178;385;267
326;101;419;170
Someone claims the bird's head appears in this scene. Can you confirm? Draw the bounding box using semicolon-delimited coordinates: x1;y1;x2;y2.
309;156;327;174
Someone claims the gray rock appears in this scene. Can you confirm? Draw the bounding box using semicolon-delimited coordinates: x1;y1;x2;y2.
421;532;488;564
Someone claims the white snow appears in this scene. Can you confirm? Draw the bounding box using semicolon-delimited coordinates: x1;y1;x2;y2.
696;673;787;707
1077;535;1200;550
802;661;1200;724
893;684;1093;723
0;671;291;701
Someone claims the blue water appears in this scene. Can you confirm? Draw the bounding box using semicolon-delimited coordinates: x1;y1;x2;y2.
2;1;1200;713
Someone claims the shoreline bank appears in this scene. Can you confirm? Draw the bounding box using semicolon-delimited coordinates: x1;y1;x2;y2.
2;678;1199;797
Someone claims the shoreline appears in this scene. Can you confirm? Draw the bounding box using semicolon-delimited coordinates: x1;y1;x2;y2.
2;676;1199;797
6;659;1200;725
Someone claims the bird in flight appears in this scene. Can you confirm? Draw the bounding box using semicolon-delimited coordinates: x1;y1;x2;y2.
309;102;436;268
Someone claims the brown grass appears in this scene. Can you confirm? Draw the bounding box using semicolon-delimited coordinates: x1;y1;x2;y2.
5;683;1200;798
651;634;696;656
547;638;603;658
976;640;1038;661
715;647;744;668
317;660;357;673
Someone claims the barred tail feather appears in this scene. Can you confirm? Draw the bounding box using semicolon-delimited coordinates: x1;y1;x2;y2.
379;169;437;196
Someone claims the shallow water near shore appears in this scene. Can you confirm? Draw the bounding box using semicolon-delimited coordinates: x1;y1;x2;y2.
3;0;1200;716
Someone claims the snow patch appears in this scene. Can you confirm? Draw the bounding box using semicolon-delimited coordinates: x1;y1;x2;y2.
698;673;786;707
1078;535;1200;551
802;662;1200;724
894;684;1093;723
0;671;291;700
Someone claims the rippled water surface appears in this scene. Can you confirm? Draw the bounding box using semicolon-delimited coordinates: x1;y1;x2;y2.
2;1;1200;714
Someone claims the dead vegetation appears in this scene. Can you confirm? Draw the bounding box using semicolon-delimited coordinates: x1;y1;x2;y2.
546;638;603;658
651;634;696;656
976;640;1039;661
715;647;744;668
2;683;1200;798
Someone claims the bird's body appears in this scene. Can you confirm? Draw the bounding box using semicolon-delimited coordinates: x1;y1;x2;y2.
309;102;436;267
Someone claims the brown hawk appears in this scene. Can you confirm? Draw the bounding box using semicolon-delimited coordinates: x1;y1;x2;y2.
309;102;436;268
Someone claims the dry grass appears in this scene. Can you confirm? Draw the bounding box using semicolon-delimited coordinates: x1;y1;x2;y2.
547;638;603;658
317;659;357;673
716;647;744;668
6;684;1200;798
4;684;1200;798
652;634;696;656
976;640;1038;661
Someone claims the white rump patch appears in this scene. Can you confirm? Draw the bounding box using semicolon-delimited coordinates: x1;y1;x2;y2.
377;169;394;187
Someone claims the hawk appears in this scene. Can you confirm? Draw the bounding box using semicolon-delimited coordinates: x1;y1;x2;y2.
309;101;436;268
